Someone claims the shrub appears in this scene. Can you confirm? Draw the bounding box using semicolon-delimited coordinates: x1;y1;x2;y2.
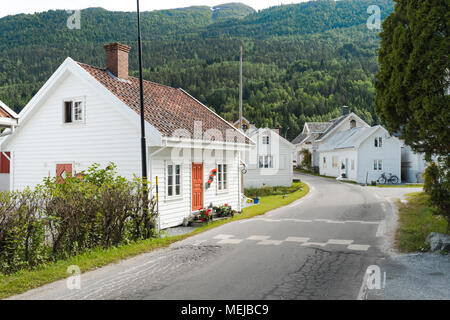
423;162;450;233
0;189;49;274
299;149;312;171
0;163;156;275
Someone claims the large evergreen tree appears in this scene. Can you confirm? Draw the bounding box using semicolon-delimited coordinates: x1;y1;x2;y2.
375;0;450;160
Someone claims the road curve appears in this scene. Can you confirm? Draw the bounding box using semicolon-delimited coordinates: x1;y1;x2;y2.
9;173;400;300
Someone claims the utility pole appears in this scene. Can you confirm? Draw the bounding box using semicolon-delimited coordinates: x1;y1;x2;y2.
136;0;147;181
239;45;243;131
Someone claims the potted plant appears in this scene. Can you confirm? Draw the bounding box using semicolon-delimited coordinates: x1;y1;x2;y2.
199;208;213;223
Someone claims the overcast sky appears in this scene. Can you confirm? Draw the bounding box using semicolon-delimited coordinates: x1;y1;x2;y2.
0;0;311;18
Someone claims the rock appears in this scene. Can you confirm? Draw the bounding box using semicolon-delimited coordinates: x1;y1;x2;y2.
426;232;450;252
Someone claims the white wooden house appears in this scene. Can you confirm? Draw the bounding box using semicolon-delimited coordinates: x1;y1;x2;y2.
318;125;402;184
292;106;403;184
401;144;428;183
292;107;369;171
0;43;254;229
233;119;294;188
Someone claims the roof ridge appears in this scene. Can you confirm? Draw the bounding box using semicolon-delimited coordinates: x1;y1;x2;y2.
75;61;177;91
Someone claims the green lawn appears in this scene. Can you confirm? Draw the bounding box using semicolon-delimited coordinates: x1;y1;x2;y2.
396;192;448;253
0;182;309;299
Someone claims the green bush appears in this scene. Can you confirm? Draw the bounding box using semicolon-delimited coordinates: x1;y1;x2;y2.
423;162;450;233
0;163;156;275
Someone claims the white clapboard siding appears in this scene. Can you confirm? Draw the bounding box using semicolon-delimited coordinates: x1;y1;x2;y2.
0;173;9;191
319;149;358;181
243;129;293;188
7;72;142;191
357;129;401;184
151;149;240;229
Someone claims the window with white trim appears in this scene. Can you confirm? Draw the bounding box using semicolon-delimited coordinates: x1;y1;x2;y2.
64;99;84;123
258;155;273;169
262;136;270;145
167;163;181;197
323;156;327;168
373;160;383;171
217;163;228;191
374;137;383;148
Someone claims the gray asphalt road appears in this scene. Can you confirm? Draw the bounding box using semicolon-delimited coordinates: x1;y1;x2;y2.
9;174;412;300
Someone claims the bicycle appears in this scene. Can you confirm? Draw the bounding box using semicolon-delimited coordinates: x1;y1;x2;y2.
377;172;399;184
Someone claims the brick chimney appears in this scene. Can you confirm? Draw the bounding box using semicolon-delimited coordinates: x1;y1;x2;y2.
104;43;131;79
341;105;350;116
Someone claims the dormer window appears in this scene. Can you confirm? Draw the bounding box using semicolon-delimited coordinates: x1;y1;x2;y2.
262;136;270;145
350;120;356;129
64;99;84;123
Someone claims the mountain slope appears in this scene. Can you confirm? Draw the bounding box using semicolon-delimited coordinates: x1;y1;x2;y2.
0;0;394;140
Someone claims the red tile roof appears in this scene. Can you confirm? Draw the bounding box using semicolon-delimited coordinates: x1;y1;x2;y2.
0;105;13;118
78;62;248;144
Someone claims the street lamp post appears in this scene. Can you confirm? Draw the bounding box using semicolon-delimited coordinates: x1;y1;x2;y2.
137;0;147;181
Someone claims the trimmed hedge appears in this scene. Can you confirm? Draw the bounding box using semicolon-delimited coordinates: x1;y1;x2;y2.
0;163;156;275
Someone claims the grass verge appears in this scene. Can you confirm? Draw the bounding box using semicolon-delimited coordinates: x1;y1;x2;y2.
396;192;448;253
369;184;424;188
0;182;309;299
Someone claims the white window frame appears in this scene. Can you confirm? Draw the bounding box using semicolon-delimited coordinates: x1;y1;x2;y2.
373;160;383;171
217;162;229;193
374;137;383;148
258;155;273;169
166;162;182;199
63;97;85;124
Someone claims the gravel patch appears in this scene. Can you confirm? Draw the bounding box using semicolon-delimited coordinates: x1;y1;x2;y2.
369;252;450;300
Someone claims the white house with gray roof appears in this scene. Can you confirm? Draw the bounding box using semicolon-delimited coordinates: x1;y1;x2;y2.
318;125;402;184
292;106;404;184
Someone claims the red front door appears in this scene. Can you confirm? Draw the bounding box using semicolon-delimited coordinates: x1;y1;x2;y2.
192;163;203;211
56;164;72;184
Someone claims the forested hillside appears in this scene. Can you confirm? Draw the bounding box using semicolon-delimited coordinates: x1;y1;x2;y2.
0;0;394;140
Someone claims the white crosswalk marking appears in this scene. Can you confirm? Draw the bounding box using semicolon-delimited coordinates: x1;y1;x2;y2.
327;239;354;245
301;242;327;247
347;244;370;251
285;237;310;243
246;235;271;241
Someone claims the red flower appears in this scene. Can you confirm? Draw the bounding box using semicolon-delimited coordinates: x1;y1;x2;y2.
208;180;212;184
201;218;205;222
224;204;228;207
212;168;217;173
